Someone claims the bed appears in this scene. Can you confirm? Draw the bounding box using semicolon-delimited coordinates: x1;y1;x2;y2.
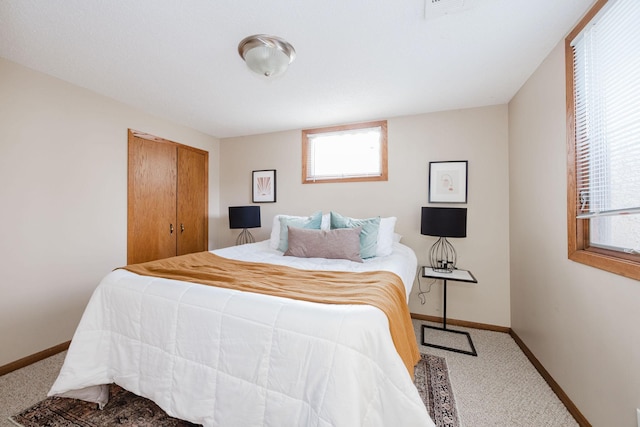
49;212;435;427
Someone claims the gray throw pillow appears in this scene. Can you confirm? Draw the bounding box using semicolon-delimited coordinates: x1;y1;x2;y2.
284;226;363;263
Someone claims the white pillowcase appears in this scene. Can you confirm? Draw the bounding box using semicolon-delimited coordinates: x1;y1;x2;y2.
270;215;299;249
270;213;331;249
320;213;330;230
376;217;397;257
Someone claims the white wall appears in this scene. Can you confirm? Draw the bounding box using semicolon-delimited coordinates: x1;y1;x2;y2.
219;106;511;327
509;42;640;427
0;57;220;367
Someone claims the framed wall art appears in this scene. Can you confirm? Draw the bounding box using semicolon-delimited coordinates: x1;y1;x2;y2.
252;169;276;203
428;161;468;203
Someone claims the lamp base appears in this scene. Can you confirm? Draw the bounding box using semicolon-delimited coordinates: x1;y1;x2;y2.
236;229;255;245
431;266;454;273
429;236;456;273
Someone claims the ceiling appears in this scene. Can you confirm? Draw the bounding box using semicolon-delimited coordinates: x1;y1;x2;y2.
0;0;593;139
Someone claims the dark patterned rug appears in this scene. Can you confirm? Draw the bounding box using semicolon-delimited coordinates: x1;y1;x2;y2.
416;353;461;427
10;354;458;427
9;384;199;427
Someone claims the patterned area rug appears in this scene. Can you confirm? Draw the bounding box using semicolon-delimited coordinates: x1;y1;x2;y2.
9;384;199;427
10;354;458;427
415;353;461;427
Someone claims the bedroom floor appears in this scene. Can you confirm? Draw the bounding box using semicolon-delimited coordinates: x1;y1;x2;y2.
0;323;578;427
413;319;579;427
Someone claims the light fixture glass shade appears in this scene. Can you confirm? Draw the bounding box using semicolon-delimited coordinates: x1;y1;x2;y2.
238;34;296;77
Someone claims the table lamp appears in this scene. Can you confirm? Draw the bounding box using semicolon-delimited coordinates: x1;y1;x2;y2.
229;206;261;245
421;207;467;272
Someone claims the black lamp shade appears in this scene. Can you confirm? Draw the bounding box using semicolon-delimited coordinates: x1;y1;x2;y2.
421;207;467;238
229;206;261;229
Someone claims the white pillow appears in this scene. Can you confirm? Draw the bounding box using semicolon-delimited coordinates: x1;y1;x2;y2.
321;213;330;230
270;215;297;249
270;213;329;249
376;217;397;257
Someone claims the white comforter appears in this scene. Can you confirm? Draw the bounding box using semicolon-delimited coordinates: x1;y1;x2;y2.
49;241;434;427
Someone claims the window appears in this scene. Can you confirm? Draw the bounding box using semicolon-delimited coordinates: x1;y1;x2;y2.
566;0;640;279
302;121;388;184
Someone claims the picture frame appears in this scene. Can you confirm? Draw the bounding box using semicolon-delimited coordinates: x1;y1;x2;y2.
428;161;468;203
252;169;276;203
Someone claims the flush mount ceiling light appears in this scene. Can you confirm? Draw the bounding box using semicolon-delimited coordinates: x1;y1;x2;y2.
238;34;296;77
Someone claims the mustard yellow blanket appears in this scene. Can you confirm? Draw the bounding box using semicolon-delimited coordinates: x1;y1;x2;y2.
122;251;420;377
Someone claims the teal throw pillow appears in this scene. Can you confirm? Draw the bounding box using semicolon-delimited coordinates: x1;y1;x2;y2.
278;211;323;252
330;211;381;259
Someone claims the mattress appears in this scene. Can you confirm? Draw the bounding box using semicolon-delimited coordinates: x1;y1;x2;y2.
49;241;434;427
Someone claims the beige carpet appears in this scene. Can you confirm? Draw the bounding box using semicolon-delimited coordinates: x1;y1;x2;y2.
414;319;579;427
1;323;579;427
0;352;66;427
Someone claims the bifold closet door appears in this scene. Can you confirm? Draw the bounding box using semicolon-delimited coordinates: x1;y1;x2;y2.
176;146;207;256
127;134;177;264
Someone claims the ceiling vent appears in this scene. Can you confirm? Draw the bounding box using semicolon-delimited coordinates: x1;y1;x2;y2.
424;0;467;19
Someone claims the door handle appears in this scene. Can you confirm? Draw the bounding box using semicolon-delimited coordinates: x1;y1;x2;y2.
180;223;185;233
170;223;174;235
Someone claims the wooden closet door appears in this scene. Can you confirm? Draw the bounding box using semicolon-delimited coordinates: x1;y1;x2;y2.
177;146;208;255
127;133;177;264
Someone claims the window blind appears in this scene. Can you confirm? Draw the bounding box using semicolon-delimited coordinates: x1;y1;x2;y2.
571;0;640;219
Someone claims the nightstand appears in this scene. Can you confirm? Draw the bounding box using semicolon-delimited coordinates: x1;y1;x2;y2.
420;266;478;356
